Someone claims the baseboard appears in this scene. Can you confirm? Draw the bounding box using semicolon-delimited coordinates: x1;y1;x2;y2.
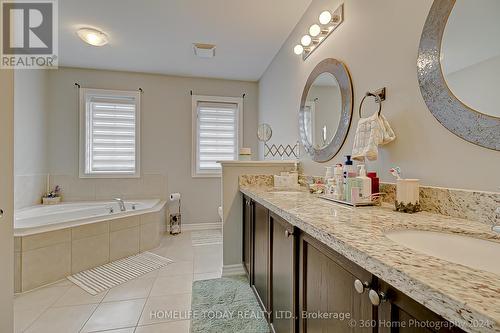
166;222;222;232
222;264;246;277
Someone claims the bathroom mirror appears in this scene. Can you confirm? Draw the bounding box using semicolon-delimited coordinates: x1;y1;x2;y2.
299;58;353;162
418;0;500;151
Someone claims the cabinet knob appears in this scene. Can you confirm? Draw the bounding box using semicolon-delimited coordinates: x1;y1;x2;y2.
285;230;293;237
354;279;370;294
368;289;387;306
0;209;3;218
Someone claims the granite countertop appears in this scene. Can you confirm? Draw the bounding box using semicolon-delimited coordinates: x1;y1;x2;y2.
240;186;500;333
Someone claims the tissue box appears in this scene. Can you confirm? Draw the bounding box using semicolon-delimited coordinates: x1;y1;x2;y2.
273;173;299;190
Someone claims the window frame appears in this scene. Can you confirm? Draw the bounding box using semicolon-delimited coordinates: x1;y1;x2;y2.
191;95;243;178
79;88;141;179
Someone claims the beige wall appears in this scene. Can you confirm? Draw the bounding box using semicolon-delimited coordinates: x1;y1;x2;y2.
14;70;49;209
0;69;15;333
47;67;259;224
259;0;500;192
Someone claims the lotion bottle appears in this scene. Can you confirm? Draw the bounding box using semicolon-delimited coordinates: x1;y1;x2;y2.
356;165;372;203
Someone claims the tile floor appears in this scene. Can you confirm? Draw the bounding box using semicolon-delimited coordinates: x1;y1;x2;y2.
14;231;223;333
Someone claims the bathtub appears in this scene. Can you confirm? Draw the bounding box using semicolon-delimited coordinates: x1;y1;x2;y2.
15;199;163;236
14;199;167;293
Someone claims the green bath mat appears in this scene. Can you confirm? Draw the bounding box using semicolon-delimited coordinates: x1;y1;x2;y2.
190;275;270;333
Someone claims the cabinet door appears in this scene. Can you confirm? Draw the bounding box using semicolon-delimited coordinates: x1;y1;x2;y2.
252;202;270;314
299;233;375;333
377;281;465;333
270;213;297;333
242;196;252;279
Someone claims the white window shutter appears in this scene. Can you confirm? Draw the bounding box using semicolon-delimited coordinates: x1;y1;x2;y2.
196;101;238;174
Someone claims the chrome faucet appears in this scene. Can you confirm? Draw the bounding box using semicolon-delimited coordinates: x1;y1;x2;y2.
114;198;126;212
493;207;500;233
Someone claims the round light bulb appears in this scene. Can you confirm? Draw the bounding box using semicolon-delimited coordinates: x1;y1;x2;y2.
293;44;304;55
309;24;321;37
319;10;332;25
300;35;312;47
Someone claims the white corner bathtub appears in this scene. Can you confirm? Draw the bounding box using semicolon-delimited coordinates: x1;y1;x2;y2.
15;199;164;236
14;199;167;292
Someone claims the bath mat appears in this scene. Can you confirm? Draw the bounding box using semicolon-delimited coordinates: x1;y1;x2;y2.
191;275;269;333
191;229;223;246
67;252;173;295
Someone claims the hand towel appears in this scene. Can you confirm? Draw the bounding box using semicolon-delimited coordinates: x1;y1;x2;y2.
352;113;396;161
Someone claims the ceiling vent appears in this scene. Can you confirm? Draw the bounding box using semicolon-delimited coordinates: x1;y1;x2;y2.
193;43;216;58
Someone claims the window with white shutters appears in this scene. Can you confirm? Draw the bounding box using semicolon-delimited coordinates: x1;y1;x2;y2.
192;96;243;177
79;89;141;178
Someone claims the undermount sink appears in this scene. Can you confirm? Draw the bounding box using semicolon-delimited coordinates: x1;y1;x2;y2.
385;230;500;275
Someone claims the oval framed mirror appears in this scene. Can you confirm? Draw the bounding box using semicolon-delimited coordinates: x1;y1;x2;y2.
299;58;353;162
417;0;500;151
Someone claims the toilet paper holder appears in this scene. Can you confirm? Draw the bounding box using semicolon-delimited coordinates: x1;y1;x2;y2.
169;193;182;235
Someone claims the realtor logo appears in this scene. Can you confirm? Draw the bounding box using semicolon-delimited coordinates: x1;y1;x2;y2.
1;0;58;69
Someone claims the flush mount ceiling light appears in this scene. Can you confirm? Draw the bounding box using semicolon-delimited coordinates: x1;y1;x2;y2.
193;43;216;58
77;28;109;46
293;4;344;60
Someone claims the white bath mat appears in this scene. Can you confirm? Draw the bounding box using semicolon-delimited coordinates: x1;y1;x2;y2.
191;229;223;246
67;252;173;295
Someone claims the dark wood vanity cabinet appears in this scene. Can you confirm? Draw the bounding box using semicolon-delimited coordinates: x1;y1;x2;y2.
242;195;465;333
242;197;253;277
377;281;465;333
270;212;297;333
299;233;375;333
252;200;271;314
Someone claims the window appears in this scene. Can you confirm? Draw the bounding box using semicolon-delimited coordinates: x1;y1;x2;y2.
192;95;243;177
79;88;141;178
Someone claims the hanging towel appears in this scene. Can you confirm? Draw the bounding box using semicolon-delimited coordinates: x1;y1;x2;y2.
352;113;396;161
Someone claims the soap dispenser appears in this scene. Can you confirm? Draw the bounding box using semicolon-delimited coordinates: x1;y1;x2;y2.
356;165;372;203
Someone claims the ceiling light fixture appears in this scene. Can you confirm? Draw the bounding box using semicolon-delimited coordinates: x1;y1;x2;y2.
293;4;344;60
77;28;109;46
300;35;312;47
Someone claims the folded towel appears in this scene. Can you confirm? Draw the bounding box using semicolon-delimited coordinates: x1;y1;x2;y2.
352;113;395;161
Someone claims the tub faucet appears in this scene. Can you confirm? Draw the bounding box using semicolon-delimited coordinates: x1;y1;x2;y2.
114;198;126;212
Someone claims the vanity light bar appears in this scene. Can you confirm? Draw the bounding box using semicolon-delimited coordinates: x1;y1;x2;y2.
294;4;344;60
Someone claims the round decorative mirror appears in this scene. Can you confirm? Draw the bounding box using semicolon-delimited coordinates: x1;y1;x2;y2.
418;0;500;151
299;58;353;162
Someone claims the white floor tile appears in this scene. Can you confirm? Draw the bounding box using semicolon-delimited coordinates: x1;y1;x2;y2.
81;299;146;332
13;232;220;333
53;286;107;307
24;303;97;333
103;278;155;303
157;261;193;277
149;274;193;297
139;294;192;326
135;320;191;333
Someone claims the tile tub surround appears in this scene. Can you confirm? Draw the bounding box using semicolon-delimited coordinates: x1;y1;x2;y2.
15;207;166;293
240;186;500;333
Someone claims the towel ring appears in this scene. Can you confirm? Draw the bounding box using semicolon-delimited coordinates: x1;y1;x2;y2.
359;92;382;118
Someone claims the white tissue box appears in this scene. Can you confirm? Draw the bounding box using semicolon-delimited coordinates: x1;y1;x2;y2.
273;173;298;190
